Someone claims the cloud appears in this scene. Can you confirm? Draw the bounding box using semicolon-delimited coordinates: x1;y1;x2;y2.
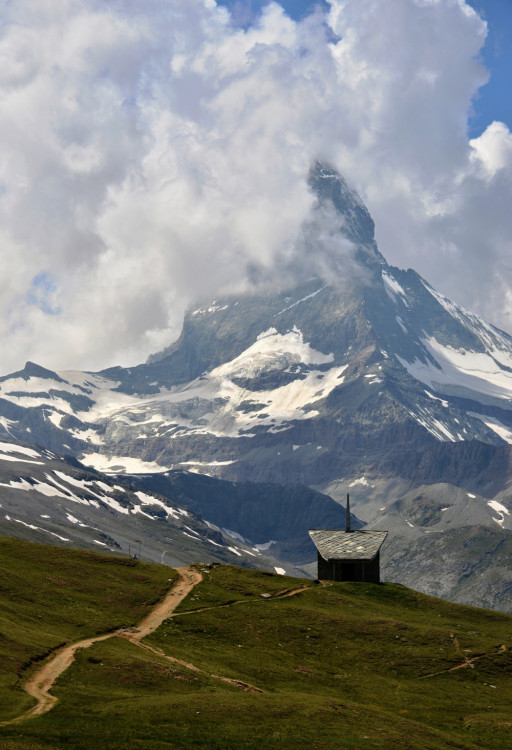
322;0;512;334
0;0;511;374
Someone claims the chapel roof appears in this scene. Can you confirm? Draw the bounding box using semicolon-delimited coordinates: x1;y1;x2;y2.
309;529;388;562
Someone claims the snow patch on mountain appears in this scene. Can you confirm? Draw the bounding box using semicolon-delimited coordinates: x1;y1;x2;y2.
179;460;237;467
133;490;189;520
406;406;459;442
395;316;408;334
59;370;119;393
68;427;103;445
4;515;70;542
0;416;18;434
397;336;512;403
210;362;347;435
45;481;89;507
0;442;41;458
423;282;512;357
100;495;131;515
0;478;37;492
349;476;370;487
227;546;242;557
469;414;512;444
66;513;89;527
382;271;409;307
487;499;510;527
69;328;347;465
211;327;334;380
0;378;80;412
0;454;44;465
131;505;154;519
424;390;449;408
275;285;328;316
191;302;230;316
80;453;169;474
0;476;92;504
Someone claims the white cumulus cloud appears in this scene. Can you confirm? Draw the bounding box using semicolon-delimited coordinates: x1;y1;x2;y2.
0;0;511;374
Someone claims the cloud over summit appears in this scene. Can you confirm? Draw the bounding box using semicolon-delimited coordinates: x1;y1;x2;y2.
0;0;511;373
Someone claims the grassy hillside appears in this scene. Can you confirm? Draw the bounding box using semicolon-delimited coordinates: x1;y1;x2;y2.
0;540;511;749
0;537;176;721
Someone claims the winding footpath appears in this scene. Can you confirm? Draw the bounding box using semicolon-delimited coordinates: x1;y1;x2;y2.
422;639;508;679
2;565;203;726
2;567;310;725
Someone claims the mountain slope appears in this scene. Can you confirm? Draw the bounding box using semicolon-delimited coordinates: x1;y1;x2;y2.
0;439;283;570
115;469;358;565
372;483;512;611
1;545;512;750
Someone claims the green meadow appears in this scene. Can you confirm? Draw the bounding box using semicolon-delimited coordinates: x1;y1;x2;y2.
0;537;511;749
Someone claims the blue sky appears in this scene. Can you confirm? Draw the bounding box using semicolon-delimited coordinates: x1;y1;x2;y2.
219;0;512;137
467;0;512;135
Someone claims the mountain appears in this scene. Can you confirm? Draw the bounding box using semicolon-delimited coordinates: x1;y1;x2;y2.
0;437;349;574
3;164;512;492
1;162;512;610
114;470;361;565
0;439;286;571
372;483;512;612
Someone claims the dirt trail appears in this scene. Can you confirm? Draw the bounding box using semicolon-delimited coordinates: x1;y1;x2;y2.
21;632;114;720
2;565;302;725
131;639;263;693
125;566;202;640
120;577;310;693
275;585;310;598
422;642;507;679
1;565;202;726
174;583;311;617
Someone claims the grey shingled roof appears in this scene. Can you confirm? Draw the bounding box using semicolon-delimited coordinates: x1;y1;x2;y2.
309;529;388;562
